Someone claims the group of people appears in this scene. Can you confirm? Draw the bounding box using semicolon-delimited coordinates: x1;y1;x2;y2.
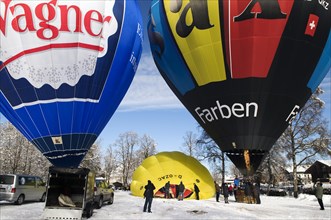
164;181;200;200
214;181;230;203
143;178;325;213
232;177;261;204
143;180;200;213
214;177;261;204
214;180;242;204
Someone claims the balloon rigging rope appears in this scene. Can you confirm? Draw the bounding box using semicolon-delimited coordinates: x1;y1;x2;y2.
77;0;102;154
36;39;58;153
82;0;126;152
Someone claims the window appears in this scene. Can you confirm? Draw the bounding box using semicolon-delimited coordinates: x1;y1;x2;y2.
24;177;36;186
0;175;14;184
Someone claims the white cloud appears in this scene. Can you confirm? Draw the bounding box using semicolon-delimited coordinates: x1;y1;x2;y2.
118;54;184;112
119;55;331;113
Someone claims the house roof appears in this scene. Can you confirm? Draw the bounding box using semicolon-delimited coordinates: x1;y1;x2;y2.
286;160;331;173
317;160;331;167
305;160;331;173
285;164;311;173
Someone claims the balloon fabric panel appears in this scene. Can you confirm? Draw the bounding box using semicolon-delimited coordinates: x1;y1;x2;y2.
307;31;331;91
0;0;143;167
149;0;196;95
131;152;215;199
164;0;227;85
148;0;331;175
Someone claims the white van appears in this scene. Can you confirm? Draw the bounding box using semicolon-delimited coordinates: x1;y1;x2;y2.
0;174;46;205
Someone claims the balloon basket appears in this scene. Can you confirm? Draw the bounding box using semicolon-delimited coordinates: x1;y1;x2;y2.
234;189;257;204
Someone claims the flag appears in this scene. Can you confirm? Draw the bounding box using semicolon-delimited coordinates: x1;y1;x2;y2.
305;14;319;37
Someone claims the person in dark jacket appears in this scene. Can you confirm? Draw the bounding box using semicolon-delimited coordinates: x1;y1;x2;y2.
244;181;253;204
215;181;221;202
253;182;261;204
194;183;200;200
222;183;229;203
143;180;155;213
164;181;170;198
177;181;185;201
315;182;324;210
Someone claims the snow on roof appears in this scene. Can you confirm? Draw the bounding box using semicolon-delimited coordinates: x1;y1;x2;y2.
286;160;331;173
317;160;331;167
285;164;311;173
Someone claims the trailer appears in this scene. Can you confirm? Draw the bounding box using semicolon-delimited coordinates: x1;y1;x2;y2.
43;167;95;220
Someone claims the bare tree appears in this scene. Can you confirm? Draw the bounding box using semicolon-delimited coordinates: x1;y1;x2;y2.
276;88;331;198
181;131;198;157
258;143;287;191
0;122;50;179
196;128;227;183
104;144;117;182
114;132;139;188
80;141;102;174
1;124;24;173
137;134;157;162
229;164;241;178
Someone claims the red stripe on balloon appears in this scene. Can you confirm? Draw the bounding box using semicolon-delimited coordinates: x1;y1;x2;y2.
0;43;104;71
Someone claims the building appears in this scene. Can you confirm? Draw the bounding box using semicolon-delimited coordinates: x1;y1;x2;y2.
285;165;312;184
305;160;331;183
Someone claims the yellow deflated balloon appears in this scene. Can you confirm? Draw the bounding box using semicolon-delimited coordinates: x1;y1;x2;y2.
131;151;215;200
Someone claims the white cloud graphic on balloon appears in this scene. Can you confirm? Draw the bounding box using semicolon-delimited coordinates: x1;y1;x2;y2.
0;0;117;89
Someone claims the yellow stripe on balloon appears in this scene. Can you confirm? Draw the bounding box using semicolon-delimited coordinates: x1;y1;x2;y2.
164;0;227;86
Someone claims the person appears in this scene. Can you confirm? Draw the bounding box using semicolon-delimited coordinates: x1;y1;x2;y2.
193;183;200;200
214;181;221;202
253;182;261;204
314;182;324;210
228;184;233;196
233;176;240;202
164;181;170;198
222;183;229;203
177;181;185;201
175;184;179;198
143;180;155;213
234;176;240;188
244;181;253;204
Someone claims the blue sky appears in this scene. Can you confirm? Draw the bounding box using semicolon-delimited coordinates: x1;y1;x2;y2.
97;0;331;152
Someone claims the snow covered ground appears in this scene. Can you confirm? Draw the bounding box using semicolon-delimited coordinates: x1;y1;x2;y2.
0;191;330;220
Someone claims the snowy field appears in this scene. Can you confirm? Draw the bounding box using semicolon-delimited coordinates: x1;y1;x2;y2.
0;190;330;220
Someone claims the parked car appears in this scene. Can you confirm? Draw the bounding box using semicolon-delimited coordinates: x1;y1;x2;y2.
268;187;287;196
259;184;287;196
43;167;96;219
94;177;114;209
0;174;46;205
112;181;124;190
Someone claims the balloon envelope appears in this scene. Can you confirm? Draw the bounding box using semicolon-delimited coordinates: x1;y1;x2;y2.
148;0;331;175
131;151;215;199
0;0;143;167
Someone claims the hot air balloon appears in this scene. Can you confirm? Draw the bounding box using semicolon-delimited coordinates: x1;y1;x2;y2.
0;0;143;167
131;151;215;199
148;0;331;175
